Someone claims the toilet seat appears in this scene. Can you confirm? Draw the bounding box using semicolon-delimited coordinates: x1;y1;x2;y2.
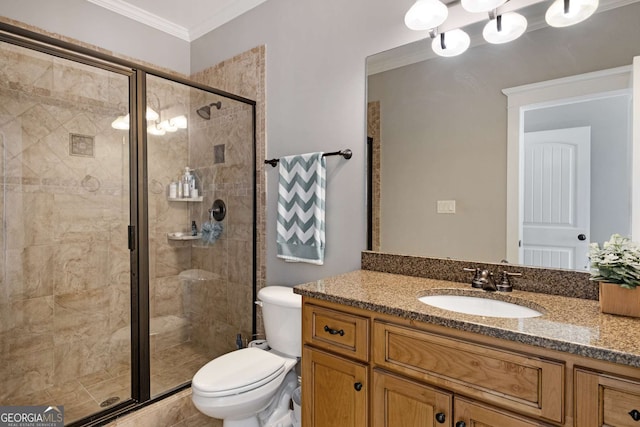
192;348;286;398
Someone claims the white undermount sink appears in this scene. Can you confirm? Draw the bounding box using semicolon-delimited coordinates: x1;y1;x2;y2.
418;294;543;318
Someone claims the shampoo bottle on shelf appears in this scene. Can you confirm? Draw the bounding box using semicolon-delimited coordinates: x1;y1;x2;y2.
191;220;197;236
182;167;191;198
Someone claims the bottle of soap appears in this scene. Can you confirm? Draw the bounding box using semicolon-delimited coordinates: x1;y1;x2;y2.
191;220;197;236
182;167;191;198
169;181;178;199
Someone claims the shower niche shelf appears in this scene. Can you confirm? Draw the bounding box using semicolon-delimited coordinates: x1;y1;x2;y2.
168;196;203;202
167;232;201;241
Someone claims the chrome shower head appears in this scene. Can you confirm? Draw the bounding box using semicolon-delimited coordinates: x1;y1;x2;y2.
196;101;222;120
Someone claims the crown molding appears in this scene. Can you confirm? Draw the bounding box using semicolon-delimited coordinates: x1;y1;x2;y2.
189;0;269;41
87;0;269;42
87;0;190;41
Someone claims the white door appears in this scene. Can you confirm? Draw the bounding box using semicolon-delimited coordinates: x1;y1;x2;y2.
522;126;591;271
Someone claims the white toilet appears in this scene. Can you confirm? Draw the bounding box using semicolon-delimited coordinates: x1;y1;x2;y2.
192;286;301;427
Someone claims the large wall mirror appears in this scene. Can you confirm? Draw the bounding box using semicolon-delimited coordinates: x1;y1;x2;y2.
366;0;640;271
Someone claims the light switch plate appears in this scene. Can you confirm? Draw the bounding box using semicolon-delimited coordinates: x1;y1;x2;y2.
437;200;456;214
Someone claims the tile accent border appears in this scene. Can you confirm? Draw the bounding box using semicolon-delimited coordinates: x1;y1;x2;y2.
361;251;597;300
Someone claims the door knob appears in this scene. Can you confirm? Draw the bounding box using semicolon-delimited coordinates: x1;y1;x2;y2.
578;234;587;241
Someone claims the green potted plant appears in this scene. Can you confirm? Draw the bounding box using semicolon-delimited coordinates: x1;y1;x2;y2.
589;234;640;317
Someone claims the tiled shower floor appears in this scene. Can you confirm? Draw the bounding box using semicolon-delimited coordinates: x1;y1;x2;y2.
3;342;212;425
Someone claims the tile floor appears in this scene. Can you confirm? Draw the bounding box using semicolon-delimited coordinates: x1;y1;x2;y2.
3;342;212;425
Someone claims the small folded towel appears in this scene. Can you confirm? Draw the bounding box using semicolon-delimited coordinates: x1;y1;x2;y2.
276;152;326;265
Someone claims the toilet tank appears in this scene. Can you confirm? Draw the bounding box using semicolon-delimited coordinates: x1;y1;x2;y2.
258;286;301;357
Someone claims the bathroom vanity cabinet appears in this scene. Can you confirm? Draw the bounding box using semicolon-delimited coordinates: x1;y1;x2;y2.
301;296;640;427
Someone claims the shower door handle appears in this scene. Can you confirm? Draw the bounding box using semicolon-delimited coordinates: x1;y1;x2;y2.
128;225;135;251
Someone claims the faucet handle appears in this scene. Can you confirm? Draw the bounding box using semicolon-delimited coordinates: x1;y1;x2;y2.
496;271;522;292
463;268;482;288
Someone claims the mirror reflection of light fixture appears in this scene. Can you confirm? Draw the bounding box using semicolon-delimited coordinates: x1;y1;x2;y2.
546;0;598;27
404;0;449;30
147;122;166;136
483;12;528;44
111;114;129;130
461;0;507;13
432;29;470;57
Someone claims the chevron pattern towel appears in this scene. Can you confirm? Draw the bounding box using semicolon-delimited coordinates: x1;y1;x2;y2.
277;152;326;265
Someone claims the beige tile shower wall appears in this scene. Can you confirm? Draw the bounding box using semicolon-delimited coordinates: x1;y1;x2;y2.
367;101;381;251
187;100;253;356
146;76;192;355
0;41;131;401
190;46;266;351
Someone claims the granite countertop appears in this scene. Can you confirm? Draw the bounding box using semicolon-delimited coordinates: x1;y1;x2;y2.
294;270;640;368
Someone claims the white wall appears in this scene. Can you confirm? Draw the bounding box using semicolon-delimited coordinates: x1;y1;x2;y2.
0;0;190;75
190;0;429;286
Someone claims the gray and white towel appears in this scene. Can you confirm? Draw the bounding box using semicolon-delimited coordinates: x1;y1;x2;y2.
276;152;326;265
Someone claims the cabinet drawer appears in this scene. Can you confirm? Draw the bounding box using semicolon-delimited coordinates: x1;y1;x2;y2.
303;303;369;361
373;321;564;423
575;368;640;427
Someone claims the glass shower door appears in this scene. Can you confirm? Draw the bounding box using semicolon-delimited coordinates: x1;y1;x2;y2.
0;40;132;424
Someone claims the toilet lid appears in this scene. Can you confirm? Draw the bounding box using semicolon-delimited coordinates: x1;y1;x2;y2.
192;348;285;397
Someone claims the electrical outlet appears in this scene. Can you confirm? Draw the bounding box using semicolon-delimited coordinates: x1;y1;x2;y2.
437;200;456;214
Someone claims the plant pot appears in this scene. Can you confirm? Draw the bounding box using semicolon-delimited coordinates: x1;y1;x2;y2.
599;282;640;318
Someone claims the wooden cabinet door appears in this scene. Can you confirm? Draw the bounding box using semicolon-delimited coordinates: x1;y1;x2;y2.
302;345;368;427
373;369;453;427
453;397;552;427
575;368;640;427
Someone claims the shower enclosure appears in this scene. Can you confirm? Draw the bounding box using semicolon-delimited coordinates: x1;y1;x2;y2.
0;24;256;426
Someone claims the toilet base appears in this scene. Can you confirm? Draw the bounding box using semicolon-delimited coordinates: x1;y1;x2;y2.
223;417;260;427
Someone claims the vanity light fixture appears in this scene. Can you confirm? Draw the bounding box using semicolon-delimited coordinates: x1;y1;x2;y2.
483;12;528;44
159;115;188;132
545;0;599;27
404;0;449;30
110;107;160;130
147;122;165;136
431;29;471;57
461;0;507;13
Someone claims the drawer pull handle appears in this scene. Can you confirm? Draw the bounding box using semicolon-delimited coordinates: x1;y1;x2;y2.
630;409;640;421
435;412;446;423
455;422;466;427
354;382;363;391
323;325;345;336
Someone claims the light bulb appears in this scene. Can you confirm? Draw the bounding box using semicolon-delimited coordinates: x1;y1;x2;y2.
159;120;178;132
170;115;188;129
147;123;165;136
545;0;598;27
405;0;449;31
146;107;159;121
111;114;129;130
432;29;470;57
461;0;507;13
483;13;528;44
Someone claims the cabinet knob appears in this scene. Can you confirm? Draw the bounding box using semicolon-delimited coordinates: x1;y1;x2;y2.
354;382;363;391
455;422;466;427
435;412;446;423
630;409;640;421
323;325;345;336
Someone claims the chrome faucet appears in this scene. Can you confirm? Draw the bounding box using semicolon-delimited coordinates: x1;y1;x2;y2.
463;268;521;292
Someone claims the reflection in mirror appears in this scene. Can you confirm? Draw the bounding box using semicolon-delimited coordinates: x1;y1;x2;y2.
366;1;640;271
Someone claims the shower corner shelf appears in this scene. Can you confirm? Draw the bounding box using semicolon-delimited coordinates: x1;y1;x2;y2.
167;232;201;241
168;196;203;202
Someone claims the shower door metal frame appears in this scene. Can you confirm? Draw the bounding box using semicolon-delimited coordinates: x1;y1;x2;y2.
0;21;258;427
